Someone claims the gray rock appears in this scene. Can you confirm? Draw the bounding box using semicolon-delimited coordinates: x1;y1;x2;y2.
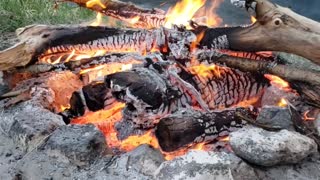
0;101;64;151
257;106;294;130
117;144;165;176
75;144;165;180
254;154;320;180
44;124;110;166
154;150;257;180
261;86;298;107
230;127;317;166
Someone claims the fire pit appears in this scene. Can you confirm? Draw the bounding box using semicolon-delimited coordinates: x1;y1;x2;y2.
0;0;320;179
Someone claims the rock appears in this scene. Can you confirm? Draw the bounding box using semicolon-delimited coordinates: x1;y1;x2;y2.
16;124;112;180
0;131;25;180
116;144;165;176
75;144;164;180
230;127;317;166
44;124;110;166
255;155;320;180
0;101;64;151
261;86;298;107
257;106;294;130
154;150;257;180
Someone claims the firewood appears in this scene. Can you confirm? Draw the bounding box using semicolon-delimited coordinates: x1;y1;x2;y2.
196;51;320;87
217;0;320;65
155;108;250;152
65;0;166;28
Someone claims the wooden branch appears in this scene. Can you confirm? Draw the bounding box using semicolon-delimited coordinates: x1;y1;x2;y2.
65;0;166;28
209;0;320;65
155;108;249;152
196;51;320;86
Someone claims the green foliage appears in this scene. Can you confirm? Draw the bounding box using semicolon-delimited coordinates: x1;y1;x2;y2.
0;0;95;33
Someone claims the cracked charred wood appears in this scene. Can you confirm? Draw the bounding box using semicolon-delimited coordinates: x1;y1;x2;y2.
105;62;268;127
0;25;194;70
65;0;166;28
155;108;250;152
198;0;320;65
291;82;320;108
182;60;268;109
68;82;116;116
195;51;320;87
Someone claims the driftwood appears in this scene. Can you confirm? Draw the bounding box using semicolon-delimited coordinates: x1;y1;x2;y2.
155;108;249;152
225;0;320;65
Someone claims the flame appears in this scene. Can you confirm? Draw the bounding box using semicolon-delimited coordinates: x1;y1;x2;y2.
264;74;291;92
251;16;257;23
218;136;230;142
303;111;316;121
193;0;223;27
86;0;106;9
91;13;103;26
127;16;141;25
163;142;206;160
164;0;206;28
119;131;159;151
277;98;288;107
188;64;221;78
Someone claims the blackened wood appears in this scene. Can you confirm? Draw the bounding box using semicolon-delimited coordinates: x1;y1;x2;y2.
66;0;166;28
196;51;320;87
155;108;250;152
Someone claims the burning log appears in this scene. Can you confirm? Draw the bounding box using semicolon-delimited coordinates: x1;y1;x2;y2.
0;25;194;70
65;0;166;28
195;51;320;87
155;108;250;152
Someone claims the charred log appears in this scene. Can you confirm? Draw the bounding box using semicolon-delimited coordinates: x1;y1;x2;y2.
0;25;194;70
195;51;320;87
65;0;166;28
155;108;250;152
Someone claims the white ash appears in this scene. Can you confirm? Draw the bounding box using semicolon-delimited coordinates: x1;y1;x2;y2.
230;127;317;166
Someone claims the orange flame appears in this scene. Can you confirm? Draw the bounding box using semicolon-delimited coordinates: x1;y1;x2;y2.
193;0;223;27
188;64;221;78
86;0;106;9
277;98;288;107
91;13;103;26
164;0;206;28
264;74;291;92
251;16;257;24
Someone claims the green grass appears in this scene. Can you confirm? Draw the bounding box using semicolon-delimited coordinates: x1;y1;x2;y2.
0;0;95;33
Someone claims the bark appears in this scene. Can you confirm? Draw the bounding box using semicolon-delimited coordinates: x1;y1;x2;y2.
200;0;320;65
155;108;249;152
65;0;166;28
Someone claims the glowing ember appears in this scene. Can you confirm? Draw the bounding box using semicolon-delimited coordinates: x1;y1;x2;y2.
127;16;141;25
164;0;206;28
277;98;288;107
218;136;230;142
163;142;207;160
264;74;291;92
303;111;316;121
119;131;159;151
188;64;221;78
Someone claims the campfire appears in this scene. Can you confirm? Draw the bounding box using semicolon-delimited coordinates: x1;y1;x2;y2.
1;0;320;179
